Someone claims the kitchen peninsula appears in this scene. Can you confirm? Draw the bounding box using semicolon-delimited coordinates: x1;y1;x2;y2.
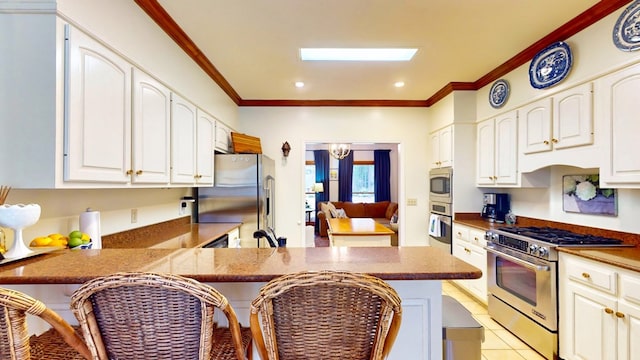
0;246;480;360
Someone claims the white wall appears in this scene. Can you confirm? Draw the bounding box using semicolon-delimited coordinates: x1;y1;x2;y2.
238;107;430;247
475;6;640;234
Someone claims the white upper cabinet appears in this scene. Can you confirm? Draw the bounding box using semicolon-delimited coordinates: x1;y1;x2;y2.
598;62;640;186
64;25;132;184
131;68;171;184
430;125;453;169
170;93;198;184
170;93;215;185
476;110;518;186
520;97;553;154
553;82;593;150
520;83;593;155
215;121;232;153
196;110;215;185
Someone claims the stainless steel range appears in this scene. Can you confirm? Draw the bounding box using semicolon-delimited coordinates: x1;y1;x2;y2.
485;226;632;360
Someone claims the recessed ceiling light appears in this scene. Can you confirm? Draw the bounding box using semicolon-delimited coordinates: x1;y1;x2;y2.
394;81;405;88
300;48;417;61
295;81;305;88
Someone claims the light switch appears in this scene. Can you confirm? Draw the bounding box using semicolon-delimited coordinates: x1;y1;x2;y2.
407;198;418;206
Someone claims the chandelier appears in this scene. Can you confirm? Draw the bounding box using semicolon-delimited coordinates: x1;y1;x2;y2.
329;143;351;160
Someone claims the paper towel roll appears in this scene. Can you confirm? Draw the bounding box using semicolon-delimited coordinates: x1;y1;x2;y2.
79;209;102;249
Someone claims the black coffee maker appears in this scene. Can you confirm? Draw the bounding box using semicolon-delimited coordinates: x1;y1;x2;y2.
481;193;510;223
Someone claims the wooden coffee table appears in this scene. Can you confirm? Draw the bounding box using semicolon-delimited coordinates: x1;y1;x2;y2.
327;218;394;247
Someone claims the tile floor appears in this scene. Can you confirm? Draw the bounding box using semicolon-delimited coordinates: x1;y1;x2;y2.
442;281;547;360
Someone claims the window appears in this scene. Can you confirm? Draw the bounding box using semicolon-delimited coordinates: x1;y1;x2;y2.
305;163;316;209
352;163;375;203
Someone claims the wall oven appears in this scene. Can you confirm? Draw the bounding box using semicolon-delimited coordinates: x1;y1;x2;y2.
429;167;452;203
428;201;452;254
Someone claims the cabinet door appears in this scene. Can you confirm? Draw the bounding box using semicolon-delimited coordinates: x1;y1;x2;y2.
170;93;197;184
520;98;552;154
65;25;131;183
132;69;170;184
495;110;518;185
618;299;640;360
439;126;453;168
476;119;495;185
564;282;617;360
430;131;441;169
554;82;593;150
467;244;487;303
451;238;470;290
196;110;215;185
599;63;640;184
215;122;232;153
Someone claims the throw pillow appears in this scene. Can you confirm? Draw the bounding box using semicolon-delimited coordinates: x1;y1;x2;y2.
320;203;332;218
326;202;339;218
336;209;348;218
391;210;398;224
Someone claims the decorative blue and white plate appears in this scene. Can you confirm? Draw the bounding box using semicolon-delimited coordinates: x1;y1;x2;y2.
489;79;509;108
529;41;572;89
613;0;640;52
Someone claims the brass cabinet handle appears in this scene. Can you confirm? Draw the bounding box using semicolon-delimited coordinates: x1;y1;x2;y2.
464;247;471;253
616;312;625;319
552;138;558;143
126;169;133;175
457;232;462;236
136;170;143;176
582;272;591;279
605;308;614;314
544;140;550;145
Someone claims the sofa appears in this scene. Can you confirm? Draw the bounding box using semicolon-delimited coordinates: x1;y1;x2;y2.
316;201;398;245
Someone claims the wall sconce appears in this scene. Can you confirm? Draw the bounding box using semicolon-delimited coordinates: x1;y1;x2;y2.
281;141;291;157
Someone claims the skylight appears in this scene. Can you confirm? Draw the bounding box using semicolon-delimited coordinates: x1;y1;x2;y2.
300;48;417;61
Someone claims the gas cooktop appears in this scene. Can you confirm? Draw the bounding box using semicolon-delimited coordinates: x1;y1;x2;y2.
497;226;627;246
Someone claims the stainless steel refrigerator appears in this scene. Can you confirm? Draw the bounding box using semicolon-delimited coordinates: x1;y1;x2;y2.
194;154;275;248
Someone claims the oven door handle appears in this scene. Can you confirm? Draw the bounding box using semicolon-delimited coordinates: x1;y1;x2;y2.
485;246;551;272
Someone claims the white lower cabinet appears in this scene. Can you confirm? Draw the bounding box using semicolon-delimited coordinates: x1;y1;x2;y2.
451;223;487;304
559;253;640;360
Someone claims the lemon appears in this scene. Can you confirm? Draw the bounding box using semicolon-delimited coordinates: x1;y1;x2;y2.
81;232;91;243
48;233;64;240
49;239;67;247
30;236;53;247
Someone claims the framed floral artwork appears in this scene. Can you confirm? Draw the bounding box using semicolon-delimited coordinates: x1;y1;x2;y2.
562;175;617;216
329;168;338;181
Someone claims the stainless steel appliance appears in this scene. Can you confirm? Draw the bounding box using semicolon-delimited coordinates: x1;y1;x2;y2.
485;226;631;360
194;154;275;248
429;167;452;203
428;200;452;254
481;193;510;223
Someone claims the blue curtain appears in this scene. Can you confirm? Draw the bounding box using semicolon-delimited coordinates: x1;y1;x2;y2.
314;150;330;234
338;152;354;201
374;150;391;202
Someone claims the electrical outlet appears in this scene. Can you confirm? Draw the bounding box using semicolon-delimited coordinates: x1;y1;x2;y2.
407;198;418;206
131;208;138;223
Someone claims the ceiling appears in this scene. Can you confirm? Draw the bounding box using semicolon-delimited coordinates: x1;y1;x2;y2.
137;0;627;105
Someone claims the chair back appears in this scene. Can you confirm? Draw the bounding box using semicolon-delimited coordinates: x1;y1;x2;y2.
0;287;91;359
250;270;402;360
70;272;247;360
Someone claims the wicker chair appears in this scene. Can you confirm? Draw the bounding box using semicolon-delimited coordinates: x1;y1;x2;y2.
250;270;402;360
0;286;91;360
69;272;252;360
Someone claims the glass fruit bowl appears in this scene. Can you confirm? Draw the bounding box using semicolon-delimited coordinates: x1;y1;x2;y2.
0;204;41;259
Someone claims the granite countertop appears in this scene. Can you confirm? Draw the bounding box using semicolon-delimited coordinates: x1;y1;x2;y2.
454;213;640;272
558;246;640;273
103;222;241;249
0;246;481;284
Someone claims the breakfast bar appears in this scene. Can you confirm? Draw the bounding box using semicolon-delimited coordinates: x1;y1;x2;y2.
0;246;480;359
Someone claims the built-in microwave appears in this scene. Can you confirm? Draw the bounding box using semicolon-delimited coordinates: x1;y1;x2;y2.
429;167;452;203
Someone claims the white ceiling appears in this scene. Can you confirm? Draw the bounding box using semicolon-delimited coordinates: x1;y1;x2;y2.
155;0;600;102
